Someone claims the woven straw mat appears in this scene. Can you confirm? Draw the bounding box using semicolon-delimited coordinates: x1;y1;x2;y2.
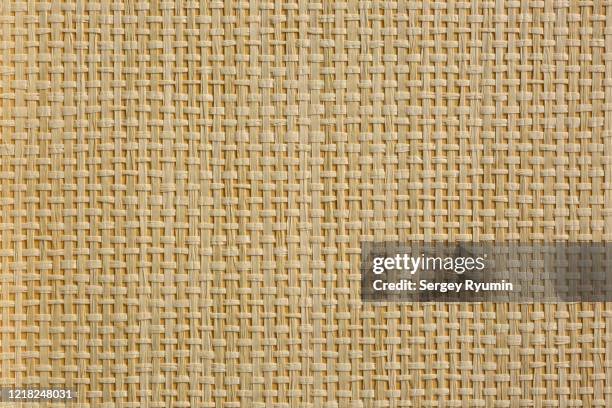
1;0;612;407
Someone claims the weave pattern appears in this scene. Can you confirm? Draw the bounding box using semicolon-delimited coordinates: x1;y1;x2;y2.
1;0;612;406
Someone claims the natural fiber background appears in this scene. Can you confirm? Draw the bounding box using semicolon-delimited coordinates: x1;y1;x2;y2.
1;0;612;406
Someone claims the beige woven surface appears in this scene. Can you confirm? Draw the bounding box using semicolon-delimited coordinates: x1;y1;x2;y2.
1;0;612;406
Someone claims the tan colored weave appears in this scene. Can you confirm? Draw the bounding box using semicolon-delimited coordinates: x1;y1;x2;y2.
1;0;612;406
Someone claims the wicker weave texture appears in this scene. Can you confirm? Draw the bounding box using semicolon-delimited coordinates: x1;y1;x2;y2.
1;0;612;406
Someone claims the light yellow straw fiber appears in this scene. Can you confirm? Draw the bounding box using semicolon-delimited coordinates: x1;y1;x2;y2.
1;0;612;406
